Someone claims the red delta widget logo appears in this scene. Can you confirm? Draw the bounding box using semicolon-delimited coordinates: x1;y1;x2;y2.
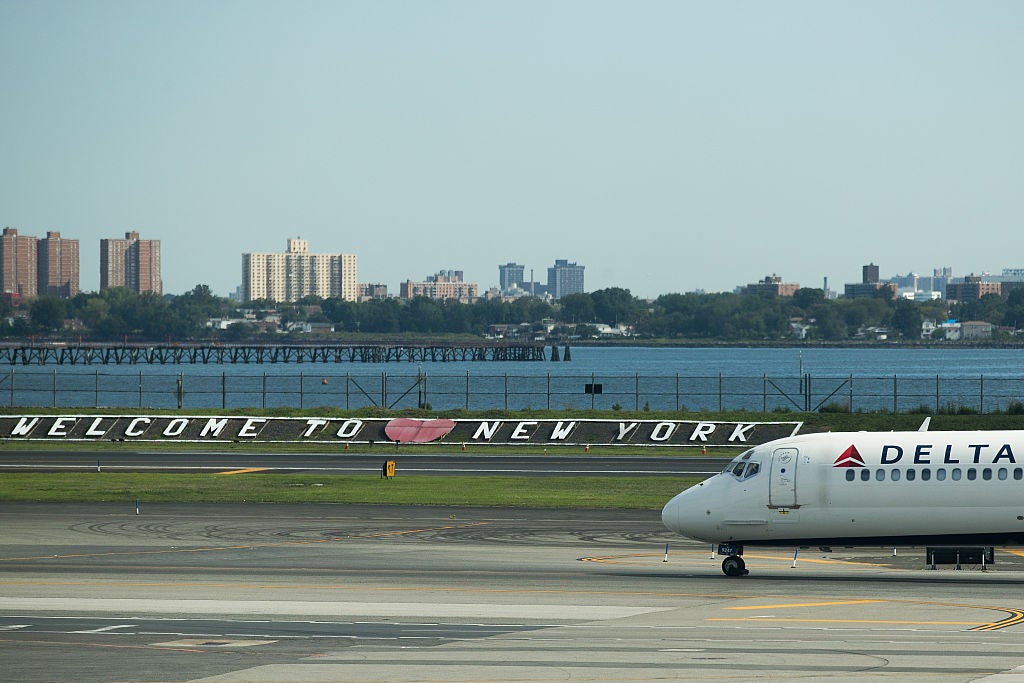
833;445;866;468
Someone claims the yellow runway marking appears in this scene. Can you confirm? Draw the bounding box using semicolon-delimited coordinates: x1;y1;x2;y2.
217;467;269;475
720;596;1024;631
971;608;1024;631
710;617;984;626
582;552;891;569
727;600;882;610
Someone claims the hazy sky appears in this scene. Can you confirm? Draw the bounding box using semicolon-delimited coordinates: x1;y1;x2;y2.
2;1;1022;298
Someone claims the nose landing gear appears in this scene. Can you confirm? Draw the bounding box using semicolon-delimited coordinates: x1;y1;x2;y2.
716;543;747;576
722;555;748;576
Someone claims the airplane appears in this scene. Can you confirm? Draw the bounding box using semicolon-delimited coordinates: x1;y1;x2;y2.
661;422;1024;576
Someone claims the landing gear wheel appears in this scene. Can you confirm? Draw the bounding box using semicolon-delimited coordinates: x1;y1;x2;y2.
722;555;748;577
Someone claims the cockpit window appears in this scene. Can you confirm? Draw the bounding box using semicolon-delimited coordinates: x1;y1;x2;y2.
724;450;761;481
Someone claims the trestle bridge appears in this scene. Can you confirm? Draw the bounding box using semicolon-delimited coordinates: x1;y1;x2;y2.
0;341;568;365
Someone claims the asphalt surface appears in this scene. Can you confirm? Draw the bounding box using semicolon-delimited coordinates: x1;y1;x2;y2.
0;449;723;476
5;503;1024;682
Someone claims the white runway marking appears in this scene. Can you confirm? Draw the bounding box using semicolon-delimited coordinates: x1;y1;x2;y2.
0;597;669;620
70;624;136;633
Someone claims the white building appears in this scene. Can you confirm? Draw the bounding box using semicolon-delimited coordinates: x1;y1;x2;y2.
242;238;357;303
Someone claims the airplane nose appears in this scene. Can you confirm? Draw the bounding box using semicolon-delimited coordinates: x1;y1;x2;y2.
661;493;682;533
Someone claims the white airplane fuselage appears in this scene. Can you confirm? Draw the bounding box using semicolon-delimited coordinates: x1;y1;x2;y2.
662;429;1024;552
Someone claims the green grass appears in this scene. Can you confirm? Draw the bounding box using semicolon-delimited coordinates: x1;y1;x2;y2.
0;472;700;509
4;406;1019;509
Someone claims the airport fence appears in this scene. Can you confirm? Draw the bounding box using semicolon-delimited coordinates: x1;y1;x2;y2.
2;368;1024;414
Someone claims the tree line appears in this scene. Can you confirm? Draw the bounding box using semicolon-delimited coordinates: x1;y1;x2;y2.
2;284;1023;342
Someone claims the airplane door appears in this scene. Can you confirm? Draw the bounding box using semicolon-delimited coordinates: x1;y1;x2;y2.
769;447;798;508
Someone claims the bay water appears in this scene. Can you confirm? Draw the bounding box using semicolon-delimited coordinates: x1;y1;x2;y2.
3;345;1024;413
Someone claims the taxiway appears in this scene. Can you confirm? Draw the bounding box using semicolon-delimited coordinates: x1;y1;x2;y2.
3;503;1024;682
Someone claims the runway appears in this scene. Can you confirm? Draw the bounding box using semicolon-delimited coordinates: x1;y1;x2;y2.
4;502;1024;682
0;449;724;476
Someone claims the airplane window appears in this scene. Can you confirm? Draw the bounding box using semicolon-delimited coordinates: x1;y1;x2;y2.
952;468;962;481
921;469;931;481
967;468;977;481
743;462;760;479
724;455;750;475
906;469;916;481
860;469;870;481
1015;468;1023;481
846;470;855;482
936;468;946;481
875;469;885;481
999;468;1008;481
891;469;901;481
983;468;993;481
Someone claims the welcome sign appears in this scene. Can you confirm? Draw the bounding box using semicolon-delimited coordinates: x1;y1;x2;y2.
0;415;802;447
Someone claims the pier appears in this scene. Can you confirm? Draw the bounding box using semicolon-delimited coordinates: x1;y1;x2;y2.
0;341;564;365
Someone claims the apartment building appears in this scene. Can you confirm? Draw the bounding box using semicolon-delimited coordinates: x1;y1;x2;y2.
0;227;38;297
242;238;358;302
946;275;1002;303
38;231;80;297
400;270;479;303
741;274;800;297
547;259;585;299
498;262;525;291
100;231;162;295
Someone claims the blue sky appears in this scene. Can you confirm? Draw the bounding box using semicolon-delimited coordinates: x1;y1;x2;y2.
2;1;1022;298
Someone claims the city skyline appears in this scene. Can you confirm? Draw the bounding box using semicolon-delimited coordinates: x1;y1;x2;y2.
3;222;1023;302
2;3;1022;299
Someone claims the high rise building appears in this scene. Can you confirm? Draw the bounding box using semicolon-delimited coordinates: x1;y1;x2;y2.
242;238;357;302
0;227;39;298
498;262;525;291
547;259;585;299
845;263;895;299
38;231;80;298
100;231;162;295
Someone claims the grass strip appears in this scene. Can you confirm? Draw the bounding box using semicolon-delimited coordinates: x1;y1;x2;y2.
0;473;700;509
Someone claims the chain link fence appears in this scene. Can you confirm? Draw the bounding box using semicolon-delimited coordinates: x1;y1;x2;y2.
3;368;1023;413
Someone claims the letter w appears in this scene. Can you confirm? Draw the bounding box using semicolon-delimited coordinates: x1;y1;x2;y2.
550;422;576;440
12;417;40;436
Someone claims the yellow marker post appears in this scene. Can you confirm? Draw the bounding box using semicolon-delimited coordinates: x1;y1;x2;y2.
382;460;396;479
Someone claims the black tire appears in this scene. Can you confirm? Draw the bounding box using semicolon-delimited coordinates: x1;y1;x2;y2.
722;555;747;577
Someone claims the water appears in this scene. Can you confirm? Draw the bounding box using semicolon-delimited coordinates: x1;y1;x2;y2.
3;345;1024;413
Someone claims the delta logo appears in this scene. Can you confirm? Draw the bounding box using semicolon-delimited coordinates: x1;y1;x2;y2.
833;445;866;468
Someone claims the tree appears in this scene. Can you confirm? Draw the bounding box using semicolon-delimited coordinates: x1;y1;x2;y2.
222;321;256;341
321;298;359;330
591;287;637;326
403;297;444;333
792;288;825;311
510;297;553;325
558;293;595;324
359;299;401;333
28;296;67;332
953;293;1007;326
170;284;227;338
441;300;475;334
890;299;923;339
1003;288;1024;331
